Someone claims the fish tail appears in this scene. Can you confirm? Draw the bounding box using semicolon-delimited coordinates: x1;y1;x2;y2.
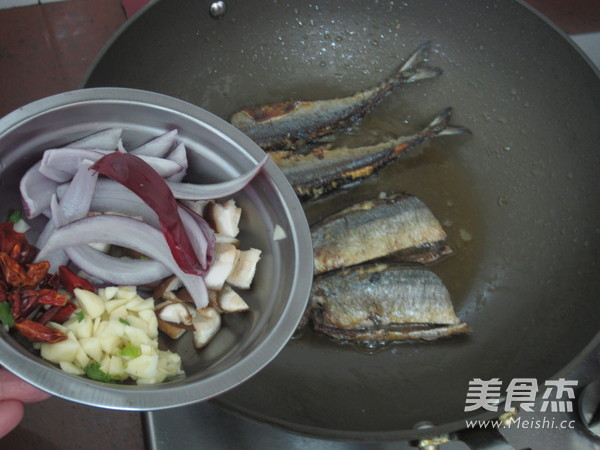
424;107;472;137
389;108;470;157
395;41;443;84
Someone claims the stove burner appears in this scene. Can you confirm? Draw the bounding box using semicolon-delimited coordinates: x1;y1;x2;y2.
579;379;600;438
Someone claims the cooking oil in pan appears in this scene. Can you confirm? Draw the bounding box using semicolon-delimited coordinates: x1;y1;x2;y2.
303;111;483;320
381;140;484;308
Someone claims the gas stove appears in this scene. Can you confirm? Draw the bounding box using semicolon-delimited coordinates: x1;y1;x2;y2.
145;344;599;449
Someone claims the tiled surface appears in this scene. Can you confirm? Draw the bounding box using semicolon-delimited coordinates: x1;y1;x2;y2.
0;0;126;118
0;1;598;449
0;0;69;8
0;0;39;9
526;0;600;34
0;3;143;448
0;398;147;449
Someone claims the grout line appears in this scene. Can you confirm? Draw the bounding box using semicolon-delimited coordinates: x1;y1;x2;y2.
37;0;69;86
0;0;69;10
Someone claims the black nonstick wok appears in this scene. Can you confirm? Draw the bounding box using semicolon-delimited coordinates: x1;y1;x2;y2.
85;0;600;441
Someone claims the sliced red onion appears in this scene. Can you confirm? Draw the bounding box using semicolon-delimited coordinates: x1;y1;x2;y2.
165;142;188;182
37;162;97;245
66;128;122;150
91;152;205;275
48;195;68;229
40;149;183;182
66;245;173;285
117;139;127;153
41;244;70;272
181;199;209;216
35;195;70;272
53;160;97;225
35;215;208;308
179;205;216;270
20;161;58;218
37;162;99;271
167;154;268;200
75;179;215;269
130;130;178;157
57;180;158;226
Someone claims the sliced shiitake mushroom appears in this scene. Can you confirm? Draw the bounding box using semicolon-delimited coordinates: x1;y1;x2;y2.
204;244;240;291
205;199;241;237
209;284;249;313
227;248;261;289
192;307;221;349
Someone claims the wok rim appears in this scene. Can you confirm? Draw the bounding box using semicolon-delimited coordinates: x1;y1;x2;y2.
81;0;600;440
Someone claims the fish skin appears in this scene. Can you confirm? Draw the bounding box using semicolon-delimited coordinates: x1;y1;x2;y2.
308;263;470;342
391;241;453;265
230;42;443;151
311;193;450;275
270;107;471;200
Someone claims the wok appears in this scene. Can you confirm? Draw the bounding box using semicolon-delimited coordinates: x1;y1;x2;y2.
85;0;600;440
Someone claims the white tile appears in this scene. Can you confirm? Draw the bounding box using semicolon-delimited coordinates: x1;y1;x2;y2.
0;0;69;7
0;0;38;9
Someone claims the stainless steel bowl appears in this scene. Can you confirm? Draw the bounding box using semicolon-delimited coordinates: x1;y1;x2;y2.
0;87;313;410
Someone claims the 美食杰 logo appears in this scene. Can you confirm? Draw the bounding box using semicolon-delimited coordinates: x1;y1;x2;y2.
463;378;578;430
465;377;577;413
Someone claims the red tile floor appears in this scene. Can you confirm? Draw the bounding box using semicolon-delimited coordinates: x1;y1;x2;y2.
1;0;600;120
0;0;127;119
0;0;599;448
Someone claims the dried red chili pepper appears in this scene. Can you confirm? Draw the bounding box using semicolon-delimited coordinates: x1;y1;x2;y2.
13;318;67;343
39;272;60;290
7;287;18;305
0;281;7;302
8;288;21;318
36;305;60;325
24;261;50;288
0;253;29;287
59;265;95;294
9;241;38;265
15;289;40;318
11;289;67;320
38;302;77;325
35;289;67;306
0;222;25;253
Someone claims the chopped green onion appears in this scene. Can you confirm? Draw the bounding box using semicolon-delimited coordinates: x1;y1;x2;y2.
7;209;22;224
76;311;85;322
0;302;15;328
84;363;114;383
119;343;141;358
119;318;130;326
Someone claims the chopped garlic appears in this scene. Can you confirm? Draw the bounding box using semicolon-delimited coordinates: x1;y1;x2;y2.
272;224;287;241
41;286;184;385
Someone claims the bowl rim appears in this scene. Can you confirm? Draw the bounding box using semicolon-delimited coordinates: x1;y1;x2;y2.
0;87;313;410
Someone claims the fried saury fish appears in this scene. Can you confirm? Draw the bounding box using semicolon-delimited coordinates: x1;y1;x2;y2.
306;263;470;342
311;193;451;275
270;107;470;200
230;42;442;151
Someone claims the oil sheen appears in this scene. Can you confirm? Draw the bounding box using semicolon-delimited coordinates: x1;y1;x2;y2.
302;110;483;314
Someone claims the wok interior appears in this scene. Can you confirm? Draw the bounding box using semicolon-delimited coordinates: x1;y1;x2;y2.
83;0;600;437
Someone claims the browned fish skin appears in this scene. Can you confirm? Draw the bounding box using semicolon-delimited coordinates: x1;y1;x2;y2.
270;107;470;200
312;193;450;275
392;241;453;265
308;263;470;342
230;42;442;151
